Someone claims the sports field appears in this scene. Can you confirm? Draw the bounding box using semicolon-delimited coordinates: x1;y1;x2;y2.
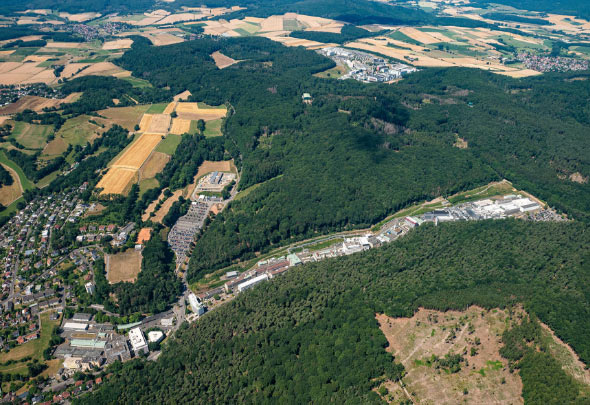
106;249;142;283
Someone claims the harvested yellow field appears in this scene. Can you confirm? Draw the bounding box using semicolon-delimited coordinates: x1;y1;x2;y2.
176;102;227;121
0;63;54;85
261;15;284;31
113;133;163;170
59;12;101;22
73;62;130;78
96;167;137;195
399;27;441;44
170;118;192;135
0;50;14;56
60;63;90;78
174;90;191;101
0;116;9;125
211;51;239;69
145;32;184;46
0;164;23;206
102;39;133;50
496;69;542;78
45;42;83;48
163;102;176;114
139;114;153;132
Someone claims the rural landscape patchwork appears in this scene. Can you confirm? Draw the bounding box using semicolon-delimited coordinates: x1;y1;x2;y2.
0;0;589;403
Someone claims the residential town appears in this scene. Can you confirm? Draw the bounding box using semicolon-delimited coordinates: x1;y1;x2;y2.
517;52;590;72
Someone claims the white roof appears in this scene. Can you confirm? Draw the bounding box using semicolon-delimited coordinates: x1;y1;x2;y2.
63;322;88;330
237;274;268;291
147;331;164;343
129;327;147;350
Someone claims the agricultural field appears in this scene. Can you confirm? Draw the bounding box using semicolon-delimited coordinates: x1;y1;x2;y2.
202;13;343;42
106;249;142;283
97;105;151;131
96;167;137;195
0;151;33;191
169;118;192;135
0;164;23;206
0;93;81;115
175;102;227;121
44;115;103;157
140;151;170;179
155;134;182;155
9;121;53;149
203;118;223;137
211;51;239;69
97;132;163;195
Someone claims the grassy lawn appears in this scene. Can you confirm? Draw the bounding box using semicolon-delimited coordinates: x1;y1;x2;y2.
145;103;169;114
308;238;344;251
10;121;53;150
46;115;101;156
0;312;61;374
234;174;282;201
197;102;226;110
203;118;223;137
122;76;153;88
155;134;182;155
0;151;33;190
389;31;422;46
139;177;159;195
36;170;60;188
0;197;24;218
314;64;350;79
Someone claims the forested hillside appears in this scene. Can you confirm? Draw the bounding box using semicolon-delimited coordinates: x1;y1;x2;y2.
113;37;590;283
80;220;590;403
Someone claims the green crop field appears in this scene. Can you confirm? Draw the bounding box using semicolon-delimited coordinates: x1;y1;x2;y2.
155;134;182;155
145;103;169;114
10;121;53;150
203;118;223;137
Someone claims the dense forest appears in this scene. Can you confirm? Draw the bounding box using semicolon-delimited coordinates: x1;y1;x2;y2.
80;220;590;403
109;233;182;315
0;165;13;187
113;37;590;283
473;0;590;20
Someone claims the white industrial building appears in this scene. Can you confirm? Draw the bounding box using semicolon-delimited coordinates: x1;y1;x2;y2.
63;322;89;331
188;293;206;316
237;274;269;293
129;327;148;355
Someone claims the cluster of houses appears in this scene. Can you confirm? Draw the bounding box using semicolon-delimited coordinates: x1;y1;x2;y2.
517;52;589;72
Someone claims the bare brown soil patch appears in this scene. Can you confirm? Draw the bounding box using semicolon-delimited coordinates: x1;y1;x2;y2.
569;172;588;184
454;135;468;149
151;189;183;223
140;151;170;179
211;51;239;69
106;249;142;284
375;307;523;404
